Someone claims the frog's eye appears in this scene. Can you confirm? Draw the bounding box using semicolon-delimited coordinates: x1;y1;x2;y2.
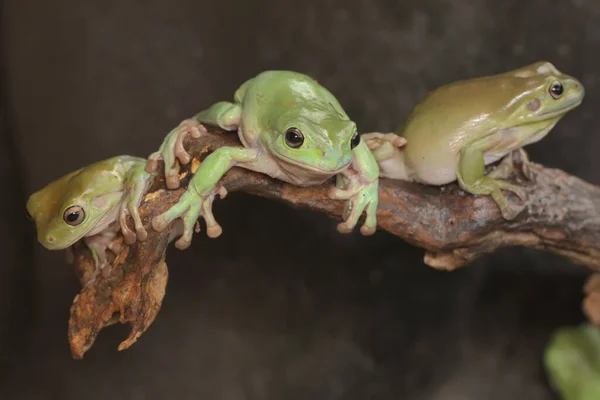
549;81;564;99
285;127;304;148
63;205;85;226
350;132;361;150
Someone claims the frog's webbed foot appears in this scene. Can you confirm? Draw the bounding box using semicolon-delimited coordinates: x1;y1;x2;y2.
490;179;527;220
488;149;534;182
151;183;228;250
119;167;156;245
458;147;528;221
328;169;379;235
146;119;206;189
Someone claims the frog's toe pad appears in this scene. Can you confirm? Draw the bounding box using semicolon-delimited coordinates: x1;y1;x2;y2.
152;216;170;232
122;230;137;246
206;225;223;238
500;203;526;220
166;175;181;190
360;225;376;236
145;158;160;173
174;237;192;250
336;222;354;234
136;226;148;242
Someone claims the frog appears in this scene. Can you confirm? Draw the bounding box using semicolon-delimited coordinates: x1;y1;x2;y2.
361;61;585;220
26;155;156;277
544;323;600;400
145;70;380;249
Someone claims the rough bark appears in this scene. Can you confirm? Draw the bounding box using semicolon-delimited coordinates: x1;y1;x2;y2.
69;125;600;358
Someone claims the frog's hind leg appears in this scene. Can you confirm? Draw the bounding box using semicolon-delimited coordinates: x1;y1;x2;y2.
194;102;242;131
456;138;528;220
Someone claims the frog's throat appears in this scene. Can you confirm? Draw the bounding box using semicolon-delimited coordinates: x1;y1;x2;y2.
273;153;351;176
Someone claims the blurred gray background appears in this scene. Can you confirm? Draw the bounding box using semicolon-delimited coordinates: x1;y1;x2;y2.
1;0;597;399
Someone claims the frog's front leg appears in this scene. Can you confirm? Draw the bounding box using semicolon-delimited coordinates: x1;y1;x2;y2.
146;119;206;189
83;229;121;278
146;102;242;190
152;146;257;250
329;140;380;235
457;137;528;220
119;164;157;245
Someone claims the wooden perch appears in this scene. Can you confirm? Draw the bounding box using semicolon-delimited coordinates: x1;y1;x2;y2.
69;125;600;358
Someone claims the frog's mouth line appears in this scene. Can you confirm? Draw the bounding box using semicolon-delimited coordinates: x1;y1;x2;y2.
537;97;583;119
275;153;352;175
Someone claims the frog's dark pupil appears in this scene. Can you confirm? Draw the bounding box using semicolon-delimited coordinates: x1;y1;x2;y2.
551;83;563;96
285;128;304;148
351;133;360;149
66;212;79;222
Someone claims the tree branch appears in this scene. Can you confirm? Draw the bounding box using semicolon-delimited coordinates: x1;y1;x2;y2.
68;125;600;358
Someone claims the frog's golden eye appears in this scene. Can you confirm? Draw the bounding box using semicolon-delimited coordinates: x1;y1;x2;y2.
549;81;564;99
350;132;361;150
285;127;304;148
63;205;85;226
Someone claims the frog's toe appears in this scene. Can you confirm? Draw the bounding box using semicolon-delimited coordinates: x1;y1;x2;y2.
166;174;181;190
136;226;148;242
145;153;162;173
175;234;192;250
336;222;354;234
499;202;526;220
100;263;112;278
360;200;378;236
107;241;123;255
201;194;223;238
122;229;137;245
360;225;376;236
503;184;528;203
207;224;223;238
152;214;171;232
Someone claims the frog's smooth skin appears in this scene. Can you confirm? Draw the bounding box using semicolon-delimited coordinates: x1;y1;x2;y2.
26;155;155;276
363;61;585;220
146;70;380;249
544;323;600;400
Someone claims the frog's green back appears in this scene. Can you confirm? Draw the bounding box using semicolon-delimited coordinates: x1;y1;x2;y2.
240;70;350;125
398;74;551;167
27;155;141;231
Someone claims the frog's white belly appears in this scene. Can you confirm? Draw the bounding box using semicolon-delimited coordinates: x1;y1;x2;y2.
411;165;457;186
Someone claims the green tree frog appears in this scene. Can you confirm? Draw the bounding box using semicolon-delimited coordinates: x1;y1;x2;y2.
362;61;585;219
146;70;380;249
544;323;600;400
26;156;155;276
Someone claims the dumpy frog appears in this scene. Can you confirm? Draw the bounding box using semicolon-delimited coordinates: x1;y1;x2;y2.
362;61;585;219
26;156;155;276
146;70;380;249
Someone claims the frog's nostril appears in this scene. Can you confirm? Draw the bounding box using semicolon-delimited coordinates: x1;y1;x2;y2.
47;236;54;243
